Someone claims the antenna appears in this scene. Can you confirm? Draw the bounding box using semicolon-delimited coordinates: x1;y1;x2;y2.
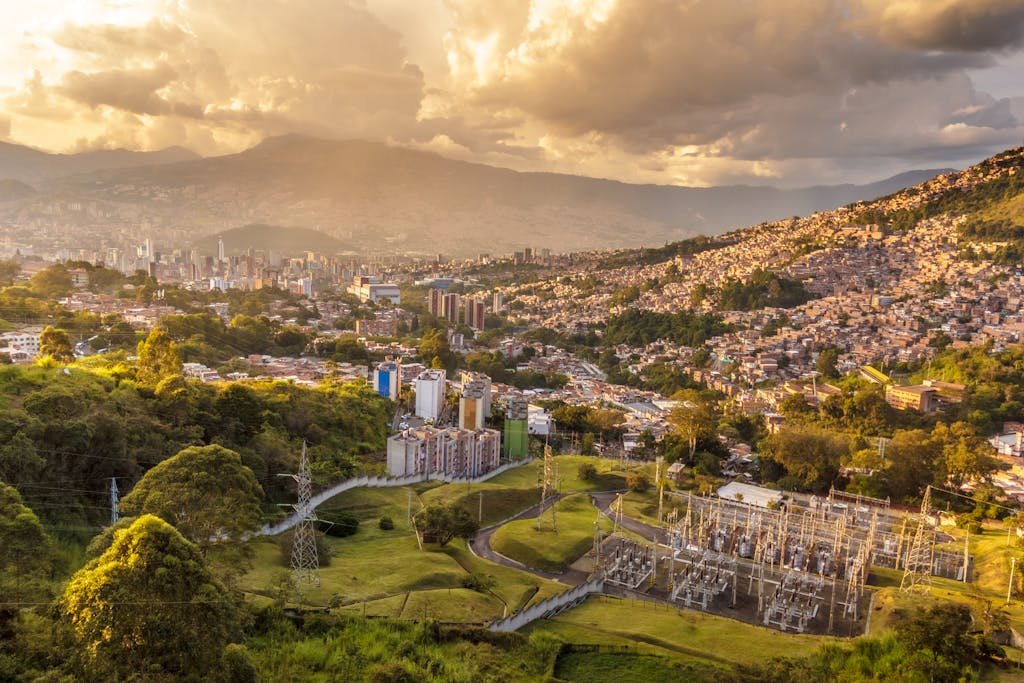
289;442;320;589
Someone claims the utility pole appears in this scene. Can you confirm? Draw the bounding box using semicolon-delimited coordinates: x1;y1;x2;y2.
109;477;119;526
288;442;320;590
478;491;484;524
1009;557;1017;605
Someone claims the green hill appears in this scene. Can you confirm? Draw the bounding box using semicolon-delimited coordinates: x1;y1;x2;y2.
192;223;349;257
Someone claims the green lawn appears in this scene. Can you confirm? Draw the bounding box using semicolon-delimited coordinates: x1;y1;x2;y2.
484;455;630;493
242;480;566;620
528;595;833;668
490;494;613;572
441;539;565;611
400;588;503;623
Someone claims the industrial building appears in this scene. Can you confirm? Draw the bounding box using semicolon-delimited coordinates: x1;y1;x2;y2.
347;275;401;305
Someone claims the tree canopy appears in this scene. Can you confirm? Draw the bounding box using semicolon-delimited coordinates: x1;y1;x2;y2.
119;445;264;551
62;514;239;680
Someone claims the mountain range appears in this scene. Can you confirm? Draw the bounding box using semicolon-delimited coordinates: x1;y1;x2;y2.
0;135;952;255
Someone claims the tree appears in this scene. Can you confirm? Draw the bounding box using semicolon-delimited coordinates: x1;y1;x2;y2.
39;325;74;363
815;346;840;379
136;327;182;385
760;426;849;491
62;515;239;680
414;503;478;547
934;422;1001;491
668;392;719;462
0;483;57;621
119;445;263;552
878;429;941;502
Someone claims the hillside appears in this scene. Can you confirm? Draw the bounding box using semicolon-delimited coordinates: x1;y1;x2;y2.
192;224;349;257
30;134;949;255
0;141;199;183
0;178;36;202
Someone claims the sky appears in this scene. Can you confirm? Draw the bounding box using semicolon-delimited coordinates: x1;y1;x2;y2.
0;0;1023;187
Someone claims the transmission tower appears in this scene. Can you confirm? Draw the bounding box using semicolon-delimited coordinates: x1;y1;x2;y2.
536;444;557;532
900;486;934;594
656;456;665;524
289;442;321;589
109;477;119;526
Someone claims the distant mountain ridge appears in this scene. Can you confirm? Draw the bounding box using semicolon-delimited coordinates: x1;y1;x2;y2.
0;141;200;184
0;134;954;254
193;224;349;257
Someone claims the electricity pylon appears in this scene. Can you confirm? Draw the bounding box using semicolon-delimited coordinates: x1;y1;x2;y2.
900;486;933;594
288;442;320;589
536;444;557;532
109;477;119;525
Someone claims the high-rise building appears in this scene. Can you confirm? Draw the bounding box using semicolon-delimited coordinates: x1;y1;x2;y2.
414;369;446;421
458;379;488;431
217;237;225;263
464;296;486;331
459;371;492;415
441;292;461;324
492;292;504;313
386;426;501;478
373;361;401;400
427;288;444;317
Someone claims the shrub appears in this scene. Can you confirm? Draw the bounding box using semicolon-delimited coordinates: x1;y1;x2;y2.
626;471;650;492
378;516;395;531
320;514;359;538
578;463;597;481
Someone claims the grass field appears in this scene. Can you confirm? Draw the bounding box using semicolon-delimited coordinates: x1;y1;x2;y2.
528;595;833;668
490;494;614;572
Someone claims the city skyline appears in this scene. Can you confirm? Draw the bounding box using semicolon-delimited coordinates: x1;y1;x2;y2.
0;0;1020;188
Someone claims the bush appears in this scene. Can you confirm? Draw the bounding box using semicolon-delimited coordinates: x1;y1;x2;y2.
320;514;359;538
578;463;597;481
626;472;650;492
378;516;395;531
461;573;496;592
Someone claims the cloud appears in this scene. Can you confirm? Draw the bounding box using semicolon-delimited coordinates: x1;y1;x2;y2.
866;0;1024;52
2;0;430;154
0;0;1022;186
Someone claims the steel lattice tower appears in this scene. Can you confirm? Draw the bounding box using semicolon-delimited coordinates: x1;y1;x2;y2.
109;477;119;526
290;442;321;589
536;444;557;532
900;486;933;594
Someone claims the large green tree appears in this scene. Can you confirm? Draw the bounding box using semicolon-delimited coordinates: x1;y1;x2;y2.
119;445;263;551
760;426;850;492
414;503;478;547
668;391;719;462
136;327;182;385
62;515;238;680
0;483;57;620
39;325;74;363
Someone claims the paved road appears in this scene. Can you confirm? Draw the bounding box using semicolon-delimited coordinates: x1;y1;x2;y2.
469;492;591;586
591;491;669;546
